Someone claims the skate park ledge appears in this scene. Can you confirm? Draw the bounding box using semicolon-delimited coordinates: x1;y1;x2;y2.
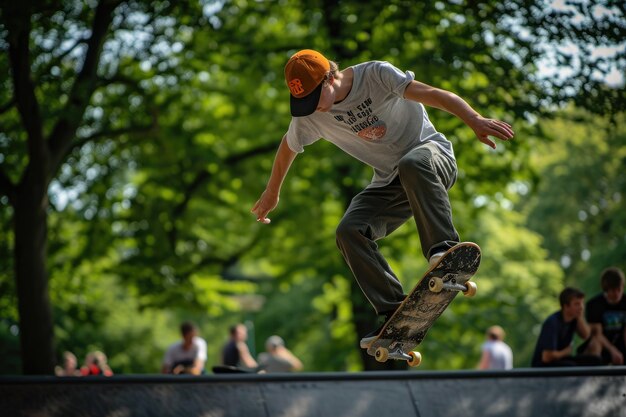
1;367;625;417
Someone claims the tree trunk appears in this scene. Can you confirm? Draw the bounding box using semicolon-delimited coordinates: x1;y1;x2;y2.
13;180;55;375
4;0;120;375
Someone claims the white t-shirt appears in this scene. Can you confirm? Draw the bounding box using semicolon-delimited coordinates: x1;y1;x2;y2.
482;340;513;370
286;61;455;187
162;337;208;369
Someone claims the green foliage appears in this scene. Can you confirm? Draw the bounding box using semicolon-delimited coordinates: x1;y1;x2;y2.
523;110;626;296
503;0;626;115
0;0;623;373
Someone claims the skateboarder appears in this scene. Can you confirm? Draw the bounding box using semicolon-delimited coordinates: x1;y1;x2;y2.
251;49;514;348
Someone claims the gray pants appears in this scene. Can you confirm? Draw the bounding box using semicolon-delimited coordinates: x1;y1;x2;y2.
336;142;460;314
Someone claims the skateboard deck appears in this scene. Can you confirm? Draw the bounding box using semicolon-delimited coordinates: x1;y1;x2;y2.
366;242;481;366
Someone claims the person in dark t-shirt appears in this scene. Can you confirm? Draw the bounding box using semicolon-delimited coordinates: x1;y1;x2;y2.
532;287;602;367
579;267;626;365
221;323;258;370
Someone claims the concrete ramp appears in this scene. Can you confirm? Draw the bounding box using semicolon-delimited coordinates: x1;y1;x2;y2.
1;368;625;417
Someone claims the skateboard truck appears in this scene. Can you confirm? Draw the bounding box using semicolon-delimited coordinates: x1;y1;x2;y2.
374;345;422;367
428;276;477;297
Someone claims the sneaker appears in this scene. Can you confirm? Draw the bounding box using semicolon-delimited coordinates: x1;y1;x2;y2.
428;251;446;267
359;310;396;349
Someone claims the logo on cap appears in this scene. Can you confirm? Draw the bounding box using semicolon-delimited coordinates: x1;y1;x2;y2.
285;49;330;97
288;79;305;96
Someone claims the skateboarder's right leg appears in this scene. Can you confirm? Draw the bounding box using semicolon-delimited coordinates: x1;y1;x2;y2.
335;178;411;315
397;142;461;260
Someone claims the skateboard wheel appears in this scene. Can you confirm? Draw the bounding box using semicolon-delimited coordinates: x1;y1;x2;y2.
429;277;444;293
408;351;422;367
463;281;477;297
375;347;389;363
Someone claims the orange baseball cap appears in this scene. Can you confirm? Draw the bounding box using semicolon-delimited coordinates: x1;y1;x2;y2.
284;49;330;117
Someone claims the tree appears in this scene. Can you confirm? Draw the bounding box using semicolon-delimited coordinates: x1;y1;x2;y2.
1;0;127;374
504;0;626;116
0;0;213;374
523;109;626;294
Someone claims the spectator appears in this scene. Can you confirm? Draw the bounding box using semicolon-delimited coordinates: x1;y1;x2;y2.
221;323;258;370
80;350;113;376
579;267;626;365
531;287;603;367
162;321;207;375
55;351;81;377
477;325;513;370
258;335;303;373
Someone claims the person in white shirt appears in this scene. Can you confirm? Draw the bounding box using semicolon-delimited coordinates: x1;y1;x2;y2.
478;325;513;370
162;321;207;375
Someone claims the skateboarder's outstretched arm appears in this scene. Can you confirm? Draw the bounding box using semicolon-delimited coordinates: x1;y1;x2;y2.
251;135;298;224
403;80;514;149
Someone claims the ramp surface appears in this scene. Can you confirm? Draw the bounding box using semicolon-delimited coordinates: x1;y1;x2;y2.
1;368;625;417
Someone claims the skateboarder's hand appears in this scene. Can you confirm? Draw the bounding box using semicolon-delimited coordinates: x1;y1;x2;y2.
251;190;279;224
469;116;514;149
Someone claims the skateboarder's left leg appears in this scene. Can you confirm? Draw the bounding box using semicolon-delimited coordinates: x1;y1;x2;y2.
336;177;412;315
397;142;461;260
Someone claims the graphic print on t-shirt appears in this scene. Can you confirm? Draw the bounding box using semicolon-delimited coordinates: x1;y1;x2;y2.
333;97;387;141
603;310;626;337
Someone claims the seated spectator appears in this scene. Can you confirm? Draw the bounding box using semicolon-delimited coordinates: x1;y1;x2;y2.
55;351;81;377
80;350;113;376
221;323;258;370
258;335;303;373
477;325;513;370
578;267;626;365
162;321;207;375
531;287;603;367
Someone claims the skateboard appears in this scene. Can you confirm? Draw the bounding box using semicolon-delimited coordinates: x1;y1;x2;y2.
366;242;481;366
